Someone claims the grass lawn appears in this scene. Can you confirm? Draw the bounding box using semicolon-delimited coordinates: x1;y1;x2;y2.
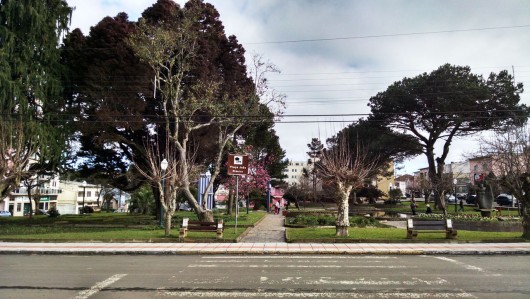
0;210;266;242
286;227;523;242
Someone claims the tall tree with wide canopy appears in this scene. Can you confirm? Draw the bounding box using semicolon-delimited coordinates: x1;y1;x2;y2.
0;0;72;198
60;13;153;190
368;64;527;213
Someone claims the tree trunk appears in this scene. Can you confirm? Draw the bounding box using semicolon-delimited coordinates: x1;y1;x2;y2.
335;183;351;237
198;209;214;222
164;210;172;237
226;190;234;215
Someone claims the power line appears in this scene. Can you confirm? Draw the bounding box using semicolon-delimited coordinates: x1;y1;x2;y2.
246;24;530;44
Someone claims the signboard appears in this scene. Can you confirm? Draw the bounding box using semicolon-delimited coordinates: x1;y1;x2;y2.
227;154;249;175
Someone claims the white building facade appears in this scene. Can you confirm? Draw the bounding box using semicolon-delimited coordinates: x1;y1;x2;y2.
283;160;310;186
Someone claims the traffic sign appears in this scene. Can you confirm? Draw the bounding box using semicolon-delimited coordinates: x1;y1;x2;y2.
227;154;249;175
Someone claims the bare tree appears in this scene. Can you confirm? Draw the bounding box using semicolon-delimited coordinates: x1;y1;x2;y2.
317;139;379;237
479;125;530;238
134;134;190;236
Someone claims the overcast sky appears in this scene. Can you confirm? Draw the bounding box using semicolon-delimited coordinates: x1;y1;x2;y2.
66;0;530;175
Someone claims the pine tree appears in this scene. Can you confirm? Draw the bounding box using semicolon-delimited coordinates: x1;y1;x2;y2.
0;0;72;197
306;138;323;202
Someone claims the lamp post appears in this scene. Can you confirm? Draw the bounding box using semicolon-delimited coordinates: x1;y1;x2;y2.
160;159;168;228
81;181;86;214
453;178;458;213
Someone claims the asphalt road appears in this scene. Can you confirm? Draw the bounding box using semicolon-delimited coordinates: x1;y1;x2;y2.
0;254;528;298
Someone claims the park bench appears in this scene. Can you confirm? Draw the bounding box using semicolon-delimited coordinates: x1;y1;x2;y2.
179;218;224;240
406;219;457;239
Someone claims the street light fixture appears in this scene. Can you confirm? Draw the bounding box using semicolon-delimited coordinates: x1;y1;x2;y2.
81;181;87;214
160;159;168;228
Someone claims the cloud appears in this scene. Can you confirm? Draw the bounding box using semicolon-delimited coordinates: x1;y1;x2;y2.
66;0;530;173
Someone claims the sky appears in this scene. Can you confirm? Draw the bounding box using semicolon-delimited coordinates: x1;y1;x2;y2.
65;0;530;175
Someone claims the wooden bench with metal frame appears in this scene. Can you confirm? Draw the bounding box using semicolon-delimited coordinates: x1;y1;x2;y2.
179;218;224;240
406;219;457;239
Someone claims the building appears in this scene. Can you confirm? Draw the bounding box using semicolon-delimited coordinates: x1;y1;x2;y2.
394;174;414;196
1;178;128;216
2;175;61;216
283;160;310;186
444;161;470;194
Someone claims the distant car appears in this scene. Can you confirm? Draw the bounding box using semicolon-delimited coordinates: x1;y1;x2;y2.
445;194;456;203
496;194;517;206
179;202;192;211
466;194;477;205
0;211;12;217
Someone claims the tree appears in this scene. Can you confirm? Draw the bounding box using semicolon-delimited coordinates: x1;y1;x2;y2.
306;138;324;203
317;138;379;236
60;14;152;191
329;119;422;204
478;125;530;238
127;0;281;223
369;64;527;214
129;184;155;215
0;0;72;197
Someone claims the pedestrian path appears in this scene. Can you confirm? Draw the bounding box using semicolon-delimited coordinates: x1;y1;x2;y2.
239;213;285;243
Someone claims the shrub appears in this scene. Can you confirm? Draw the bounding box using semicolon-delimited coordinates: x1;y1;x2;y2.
287;214;335;226
350;216;381;227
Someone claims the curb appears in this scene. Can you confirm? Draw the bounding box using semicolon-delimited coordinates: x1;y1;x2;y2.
1;249;529;256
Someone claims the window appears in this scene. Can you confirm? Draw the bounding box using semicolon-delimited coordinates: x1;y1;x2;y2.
95;191;99;197
16;203;21;212
78;191;84;197
473;165;479;172
482;163;489;171
295;163;299;166
87;191;92;197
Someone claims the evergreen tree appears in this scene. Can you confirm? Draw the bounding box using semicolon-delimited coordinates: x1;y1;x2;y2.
0;0;72;197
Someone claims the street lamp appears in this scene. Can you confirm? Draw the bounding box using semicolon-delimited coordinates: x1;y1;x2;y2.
81;181;87;214
453;178;458;213
160;159;168;228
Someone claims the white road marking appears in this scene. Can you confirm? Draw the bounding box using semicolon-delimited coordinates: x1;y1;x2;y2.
431;257;486;273
260;276;448;286
159;290;476;298
189;264;409;268
203;256;398;259
73;274;127;299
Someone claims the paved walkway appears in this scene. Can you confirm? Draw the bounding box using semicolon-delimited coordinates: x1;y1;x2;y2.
239;213;285;242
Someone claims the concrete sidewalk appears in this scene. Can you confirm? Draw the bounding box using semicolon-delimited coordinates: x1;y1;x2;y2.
1;241;529;255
